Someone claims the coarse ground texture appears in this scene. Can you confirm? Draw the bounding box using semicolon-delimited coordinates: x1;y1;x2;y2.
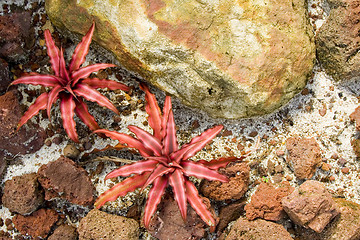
77;208;139;240
45;0;315;119
1;0;360;239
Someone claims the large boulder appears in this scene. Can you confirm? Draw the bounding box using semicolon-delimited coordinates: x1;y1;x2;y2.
45;0;315;119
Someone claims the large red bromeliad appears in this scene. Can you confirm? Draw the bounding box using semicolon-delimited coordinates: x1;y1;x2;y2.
11;22;129;142
94;83;242;230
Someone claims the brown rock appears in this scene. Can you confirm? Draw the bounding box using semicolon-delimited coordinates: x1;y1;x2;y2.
245;182;294;221
224;218;293;240
0;90;45;157
2;173;44;215
63;144;81;159
48;224;78;240
0;58;10;94
77;209;139;240
37;156;94;205
351;137;360;158
200;162;250;201
12;208;59;239
148;194;212;240
217;201;245;233
282;180;340;233
294;198;360;240
350;106;360;131
0;11;35;62
285;137;322;180
316;0;360;81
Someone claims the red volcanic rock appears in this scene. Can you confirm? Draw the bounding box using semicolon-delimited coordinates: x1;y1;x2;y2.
2;173;44;215
148;194;214;240
285;137;322;179
0;58;10;94
77;209;139;240
200;162;250;201
12;208;59;239
224;217;293;240
282;180;340;233
48;224;78;240
245;182;294;221
37;156;94;206
217;201;246;233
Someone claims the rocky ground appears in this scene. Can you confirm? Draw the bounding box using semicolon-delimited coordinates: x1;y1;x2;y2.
1;0;360;239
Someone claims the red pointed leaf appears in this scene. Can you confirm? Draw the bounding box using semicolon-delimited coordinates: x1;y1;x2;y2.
73;83;119;114
94;172;150;208
69;22;95;72
17;92;48;129
168;169;187;220
145;156;169;165
81;78;130;91
74;98;99;131
143;176;167;228
161;96;171;139
163;108;178;155
60;94;78;142
185;180;216;230
105;160;158;180
47;85;63;119
59;47;70;82
182;160;228;182
11;74;63;87
93;129;152;157
198;156;244;170
128;125;162;156
44;29;60;76
139;83;162;140
71;63;116;86
142;164;173;190
182;125;223;148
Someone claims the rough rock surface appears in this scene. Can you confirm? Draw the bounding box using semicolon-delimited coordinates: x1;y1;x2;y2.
200;162;250;201
223;217;293;240
45;0;315;119
350;106;360;131
37;156;94;205
0;58;10;94
285;137;322;179
148;194;212;240
245;182;294;221
0;11;35;62
295;198;360;240
77;209;139;240
12;208;59;239
2;173;44;215
282;180;340;233
316;0;360;81
217;201;245;234
0;90;46;158
48;224;78;240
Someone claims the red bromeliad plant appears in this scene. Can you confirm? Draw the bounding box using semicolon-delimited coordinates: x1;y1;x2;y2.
10;22;129;142
94;83;243;230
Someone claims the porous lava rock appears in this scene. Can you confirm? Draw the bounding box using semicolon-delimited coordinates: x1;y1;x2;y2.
0;58;10;94
245;182;294;221
316;0;360;81
217;201;245;234
282;180;340;233
12;208;59;239
223;217;293;240
37;156;94;206
0;11;35;62
48;224;78;240
350;106;360;131
77;209;139;240
285;137;322;180
2;173;44;215
147;194;213;240
0;90;46;158
200;162;250;201
45;0;315;119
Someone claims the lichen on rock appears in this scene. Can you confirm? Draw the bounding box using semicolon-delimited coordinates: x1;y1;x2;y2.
45;0;315;119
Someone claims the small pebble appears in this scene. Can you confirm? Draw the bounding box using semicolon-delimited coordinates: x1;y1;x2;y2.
63;144;80;159
321;162;330;172
319;108;326;117
285;175;293;181
276;150;285;157
341;167;350;174
44;139;52;147
337;158;347;166
249;131;258;137
329;176;336;181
